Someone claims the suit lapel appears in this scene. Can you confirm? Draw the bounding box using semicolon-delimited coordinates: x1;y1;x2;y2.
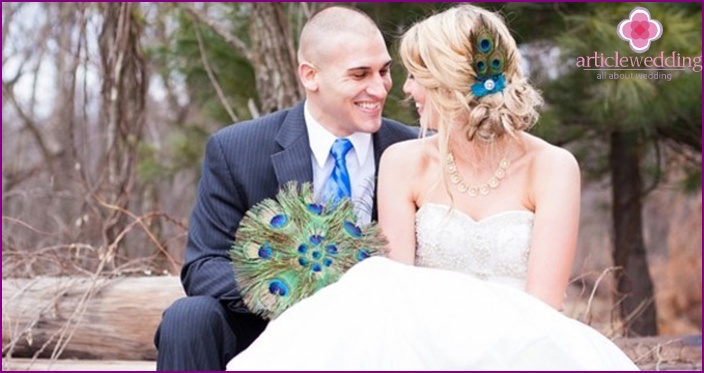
370;121;399;220
271;103;313;188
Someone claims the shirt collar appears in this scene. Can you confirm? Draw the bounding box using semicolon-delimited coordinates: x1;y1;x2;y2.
304;101;372;168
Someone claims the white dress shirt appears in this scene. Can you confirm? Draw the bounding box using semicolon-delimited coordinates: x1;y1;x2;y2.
304;101;375;225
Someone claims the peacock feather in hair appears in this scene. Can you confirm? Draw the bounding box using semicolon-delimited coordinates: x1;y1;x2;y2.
469;24;508;98
230;181;387;319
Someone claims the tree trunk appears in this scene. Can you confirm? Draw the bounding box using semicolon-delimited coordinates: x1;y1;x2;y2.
2;276;183;361
610;130;658;336
249;2;303;114
98;2;147;258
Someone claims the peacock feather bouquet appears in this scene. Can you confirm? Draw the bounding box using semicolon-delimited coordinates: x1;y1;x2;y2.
230;182;387;319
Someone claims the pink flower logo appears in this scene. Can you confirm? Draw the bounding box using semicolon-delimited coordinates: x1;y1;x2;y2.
617;7;663;53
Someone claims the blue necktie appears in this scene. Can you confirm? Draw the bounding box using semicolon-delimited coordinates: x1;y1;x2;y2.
322;138;353;204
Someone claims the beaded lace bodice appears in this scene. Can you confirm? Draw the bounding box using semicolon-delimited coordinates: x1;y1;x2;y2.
415;203;534;291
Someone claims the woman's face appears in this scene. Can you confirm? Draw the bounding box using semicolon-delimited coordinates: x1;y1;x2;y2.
403;74;438;130
402;75;427;117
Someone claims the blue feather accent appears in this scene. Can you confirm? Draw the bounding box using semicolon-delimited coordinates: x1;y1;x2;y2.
471;73;506;98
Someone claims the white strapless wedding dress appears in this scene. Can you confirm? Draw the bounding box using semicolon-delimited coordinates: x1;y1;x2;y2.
227;204;638;371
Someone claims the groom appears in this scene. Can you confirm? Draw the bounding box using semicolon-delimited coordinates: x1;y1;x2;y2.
153;6;417;371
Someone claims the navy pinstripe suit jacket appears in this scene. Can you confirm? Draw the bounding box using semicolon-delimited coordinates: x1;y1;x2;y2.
181;101;417;313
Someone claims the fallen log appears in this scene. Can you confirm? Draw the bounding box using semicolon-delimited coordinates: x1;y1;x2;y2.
2;276;183;361
2;276;701;370
2;358;155;371
613;335;702;370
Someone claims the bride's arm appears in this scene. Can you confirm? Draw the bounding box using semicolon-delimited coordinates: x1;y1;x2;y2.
377;141;419;265
525;147;581;310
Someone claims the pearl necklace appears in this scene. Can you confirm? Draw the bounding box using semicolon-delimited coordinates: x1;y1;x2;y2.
445;150;510;197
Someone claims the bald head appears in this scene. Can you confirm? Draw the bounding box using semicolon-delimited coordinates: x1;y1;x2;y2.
298;6;382;66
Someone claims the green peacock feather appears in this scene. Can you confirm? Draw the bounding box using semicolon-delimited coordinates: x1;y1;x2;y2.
470;28;506;77
230;181;387;319
469;24;511;97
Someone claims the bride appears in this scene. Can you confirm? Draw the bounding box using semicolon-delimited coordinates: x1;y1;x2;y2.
228;4;638;370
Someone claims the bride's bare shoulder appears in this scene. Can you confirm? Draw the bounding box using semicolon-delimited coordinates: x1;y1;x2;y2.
381;136;439;175
521;133;579;178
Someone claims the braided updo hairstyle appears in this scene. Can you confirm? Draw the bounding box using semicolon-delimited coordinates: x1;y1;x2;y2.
399;5;543;144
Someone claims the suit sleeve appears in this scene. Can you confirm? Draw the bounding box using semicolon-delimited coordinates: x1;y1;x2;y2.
181;133;248;313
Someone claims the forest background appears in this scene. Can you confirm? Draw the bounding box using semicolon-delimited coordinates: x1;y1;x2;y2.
2;1;701;358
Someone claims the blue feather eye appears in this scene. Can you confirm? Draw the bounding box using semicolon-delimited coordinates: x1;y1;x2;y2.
298;257;309;267
297;244;308;254
311;263;322;272
323;258;333;267
268;279;289;296
309;235;323;246
343;221;362;238
270;214;289;228
491;58;503;70
306;203;324;215
478;37;493;53
476;60;487;74
258;245;273;259
325;244;338;255
357;249;371;261
311;250;322;260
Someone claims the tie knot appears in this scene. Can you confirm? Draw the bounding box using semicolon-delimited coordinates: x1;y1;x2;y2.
330;138;353;161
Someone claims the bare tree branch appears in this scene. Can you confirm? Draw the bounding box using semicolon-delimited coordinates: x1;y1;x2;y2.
151;3;189;125
66;4;92;191
95;197;180;271
2;3;21;63
193;24;239;123
581;266;620;326
179;2;253;61
2;163;43;192
2;83;59;182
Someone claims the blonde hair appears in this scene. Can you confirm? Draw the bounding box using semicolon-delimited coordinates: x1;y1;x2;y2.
399;4;543;148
